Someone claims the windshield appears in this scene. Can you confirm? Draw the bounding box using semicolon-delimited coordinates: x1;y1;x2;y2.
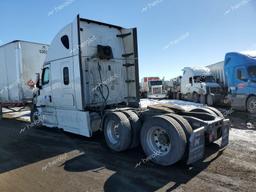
193;76;215;83
248;66;256;78
149;80;162;86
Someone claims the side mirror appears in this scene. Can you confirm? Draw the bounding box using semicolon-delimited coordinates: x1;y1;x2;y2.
35;73;42;89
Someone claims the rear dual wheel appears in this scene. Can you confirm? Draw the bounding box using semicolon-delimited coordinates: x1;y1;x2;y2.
122;111;142;149
104;112;189;166
140;115;187;166
103;111;141;152
165;114;193;161
103;112;132;152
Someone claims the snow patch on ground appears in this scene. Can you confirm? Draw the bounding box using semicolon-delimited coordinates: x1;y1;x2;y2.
2;107;30;122
229;128;256;152
230;128;256;142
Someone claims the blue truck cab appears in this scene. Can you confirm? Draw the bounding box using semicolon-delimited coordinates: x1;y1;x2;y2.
224;52;256;113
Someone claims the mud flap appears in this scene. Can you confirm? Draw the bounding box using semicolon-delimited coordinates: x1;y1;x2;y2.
187;127;205;165
221;119;230;148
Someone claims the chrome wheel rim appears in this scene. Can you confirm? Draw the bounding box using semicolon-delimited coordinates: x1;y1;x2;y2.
147;126;171;155
32;111;40;122
248;98;256;113
106;119;120;144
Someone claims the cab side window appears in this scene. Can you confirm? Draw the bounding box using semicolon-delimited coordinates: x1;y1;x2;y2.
63;67;69;85
61;35;69;49
189;77;193;84
236;68;247;81
42;67;50;85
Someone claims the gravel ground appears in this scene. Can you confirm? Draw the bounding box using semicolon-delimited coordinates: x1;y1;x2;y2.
0;109;255;192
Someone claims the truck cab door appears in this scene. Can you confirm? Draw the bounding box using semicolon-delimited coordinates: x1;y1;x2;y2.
51;58;75;108
231;66;248;110
37;64;58;127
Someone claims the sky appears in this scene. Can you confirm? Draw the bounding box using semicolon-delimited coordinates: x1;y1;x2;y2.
0;0;256;79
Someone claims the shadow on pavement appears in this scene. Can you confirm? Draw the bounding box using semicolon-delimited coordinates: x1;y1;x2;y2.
0;117;225;191
64;140;223;192
0;118;80;174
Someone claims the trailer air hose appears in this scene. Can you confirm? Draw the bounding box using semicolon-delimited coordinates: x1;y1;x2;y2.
97;62;110;109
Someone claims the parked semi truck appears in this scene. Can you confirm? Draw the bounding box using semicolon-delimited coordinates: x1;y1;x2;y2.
31;15;229;166
207;52;256;113
0;40;48;109
168;67;223;106
140;77;164;98
168;76;181;98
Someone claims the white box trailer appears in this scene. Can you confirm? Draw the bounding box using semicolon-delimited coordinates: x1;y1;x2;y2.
0;40;48;103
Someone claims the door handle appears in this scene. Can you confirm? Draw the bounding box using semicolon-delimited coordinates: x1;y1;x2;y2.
49;95;52;103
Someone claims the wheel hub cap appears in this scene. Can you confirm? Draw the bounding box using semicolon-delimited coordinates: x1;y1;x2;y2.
149;127;171;155
106;120;120;144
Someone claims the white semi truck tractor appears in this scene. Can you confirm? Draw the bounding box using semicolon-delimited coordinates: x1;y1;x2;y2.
169;67;223;106
31;15;230;166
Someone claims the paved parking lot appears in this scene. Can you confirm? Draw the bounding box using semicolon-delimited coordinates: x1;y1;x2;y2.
0;109;256;192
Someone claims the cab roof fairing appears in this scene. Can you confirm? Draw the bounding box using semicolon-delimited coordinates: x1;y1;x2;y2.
182;67;212;76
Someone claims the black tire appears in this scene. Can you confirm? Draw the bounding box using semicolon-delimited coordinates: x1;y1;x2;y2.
30;106;36;123
176;93;181;100
165;114;193;140
207;94;214;106
200;95;206;104
173;92;176;99
247;96;256;113
103;112;132;152
122;110;142;149
192;92;199;103
141;92;147;98
30;106;42;126
140;115;186;166
164;113;193;160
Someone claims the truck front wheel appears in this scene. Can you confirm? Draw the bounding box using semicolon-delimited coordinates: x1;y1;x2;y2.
247;96;256;113
140;115;186;166
192;93;199;103
200;95;206;104
103;112;132;152
30;107;42;127
207;94;214;106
